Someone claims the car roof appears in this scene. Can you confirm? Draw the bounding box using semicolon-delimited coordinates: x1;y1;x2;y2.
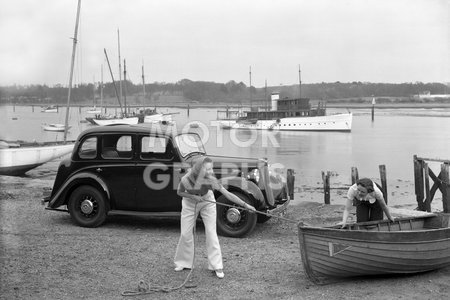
78;123;181;137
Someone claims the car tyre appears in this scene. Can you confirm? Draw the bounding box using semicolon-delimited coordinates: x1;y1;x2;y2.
68;185;108;227
216;191;257;238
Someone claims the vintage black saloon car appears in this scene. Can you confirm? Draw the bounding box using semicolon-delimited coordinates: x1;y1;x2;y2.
44;124;294;237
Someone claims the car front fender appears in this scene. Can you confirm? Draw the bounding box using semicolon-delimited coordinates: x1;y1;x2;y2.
218;176;265;207
47;172;110;208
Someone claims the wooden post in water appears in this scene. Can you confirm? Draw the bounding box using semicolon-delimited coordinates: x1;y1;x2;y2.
379;164;388;204
351;167;359;206
351;167;359;184
413;155;425;211
423;163;431;212
287;169;295;200
13;102;15;112
32;105;34;112
441;163;450;213
322;171;331;204
371;97;375;122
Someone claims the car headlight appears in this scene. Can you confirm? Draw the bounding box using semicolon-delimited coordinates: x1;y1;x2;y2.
247;168;260;184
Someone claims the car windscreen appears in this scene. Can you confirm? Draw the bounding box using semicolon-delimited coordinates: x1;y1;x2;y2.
174;133;206;158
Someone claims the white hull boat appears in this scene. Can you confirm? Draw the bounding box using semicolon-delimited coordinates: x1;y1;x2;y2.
86;107;101;114
0;141;74;176
93;117;139;126
219;113;352;132
143;113;173;123
41;106;58;113
42;123;72;132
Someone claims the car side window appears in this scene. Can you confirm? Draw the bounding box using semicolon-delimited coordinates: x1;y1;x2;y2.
78;137;97;159
102;135;133;159
141;136;173;160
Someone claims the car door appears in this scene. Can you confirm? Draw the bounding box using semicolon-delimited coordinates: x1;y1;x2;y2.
134;134;184;212
98;133;137;210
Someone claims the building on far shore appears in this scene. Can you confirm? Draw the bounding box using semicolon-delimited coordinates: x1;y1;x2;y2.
416;91;450;99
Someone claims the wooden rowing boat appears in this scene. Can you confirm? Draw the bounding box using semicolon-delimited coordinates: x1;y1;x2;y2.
297;214;450;283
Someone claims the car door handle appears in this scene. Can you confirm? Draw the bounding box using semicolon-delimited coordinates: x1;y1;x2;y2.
96;168;103;173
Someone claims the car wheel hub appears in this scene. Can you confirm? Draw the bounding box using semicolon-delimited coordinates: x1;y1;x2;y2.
226;207;241;224
80;198;94;215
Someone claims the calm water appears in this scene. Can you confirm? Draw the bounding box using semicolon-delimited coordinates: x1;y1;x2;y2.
2;105;450;203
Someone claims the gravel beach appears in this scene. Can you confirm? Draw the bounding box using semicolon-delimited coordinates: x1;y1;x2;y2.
1;160;449;299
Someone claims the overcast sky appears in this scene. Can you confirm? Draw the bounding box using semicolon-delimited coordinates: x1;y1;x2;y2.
0;0;448;87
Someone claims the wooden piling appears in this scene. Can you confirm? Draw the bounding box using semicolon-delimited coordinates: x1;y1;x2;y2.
32;105;34;112
379;164;388;204
441;163;450;213
351;167;359;184
423;163;431;212
371;97;375;121
413;155;425;211
351;167;359;206
322;171;331;205
187;104;190;117
287;169;295;200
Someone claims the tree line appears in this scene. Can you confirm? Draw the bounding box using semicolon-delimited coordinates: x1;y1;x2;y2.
0;79;448;105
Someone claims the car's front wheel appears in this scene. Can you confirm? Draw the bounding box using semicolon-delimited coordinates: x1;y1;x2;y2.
216;191;257;238
68;185;108;227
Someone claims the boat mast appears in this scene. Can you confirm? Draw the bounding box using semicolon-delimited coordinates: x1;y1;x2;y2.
298;64;302;99
64;0;81;143
265;79;267;111
118;28;123;116
100;64;103;112
142;61;146;109
104;48;124;115
92;76;96;108
123;58;127;114
249;66;252;109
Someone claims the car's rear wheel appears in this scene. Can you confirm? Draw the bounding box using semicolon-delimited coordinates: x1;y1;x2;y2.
68;185;107;227
216;191;257;238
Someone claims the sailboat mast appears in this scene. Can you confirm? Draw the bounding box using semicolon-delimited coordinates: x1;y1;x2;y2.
118;28;123;115
100;64;103;112
142;61;145;108
104;48;124;115
249;66;252;109
298;64;302;99
64;0;81;143
123;59;127;114
92;76;96;108
265;79;267;111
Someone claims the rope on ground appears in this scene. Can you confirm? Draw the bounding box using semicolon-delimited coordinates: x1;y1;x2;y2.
121;202;199;297
121;200;299;296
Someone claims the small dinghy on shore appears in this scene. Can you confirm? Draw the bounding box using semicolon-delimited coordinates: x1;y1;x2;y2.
298;214;450;283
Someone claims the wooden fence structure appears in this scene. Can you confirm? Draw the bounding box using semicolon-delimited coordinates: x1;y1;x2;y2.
413;155;450;213
322;165;388;205
321;156;450;213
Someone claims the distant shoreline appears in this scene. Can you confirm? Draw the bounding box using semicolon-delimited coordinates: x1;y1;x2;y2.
2;101;450;110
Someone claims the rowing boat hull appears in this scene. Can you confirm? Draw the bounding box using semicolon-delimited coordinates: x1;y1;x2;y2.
0;142;74;176
298;215;450;283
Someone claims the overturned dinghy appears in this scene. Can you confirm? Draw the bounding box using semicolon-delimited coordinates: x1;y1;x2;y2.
298;214;450;283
